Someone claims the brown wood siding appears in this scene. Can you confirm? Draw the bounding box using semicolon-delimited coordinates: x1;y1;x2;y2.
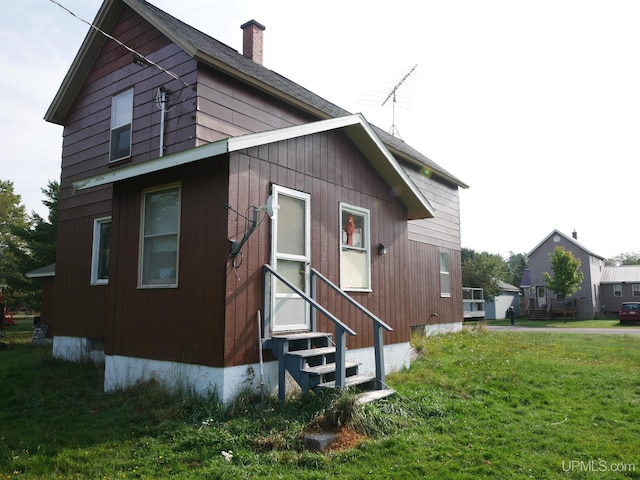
195;67;315;145
224;130;425;367
404;164;462;250
107;159;229;366
407;242;463;327
51;215;108;339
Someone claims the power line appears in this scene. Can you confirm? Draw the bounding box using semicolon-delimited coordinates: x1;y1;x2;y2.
48;0;191;88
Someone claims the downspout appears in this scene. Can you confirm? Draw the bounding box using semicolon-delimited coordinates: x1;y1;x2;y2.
159;86;166;157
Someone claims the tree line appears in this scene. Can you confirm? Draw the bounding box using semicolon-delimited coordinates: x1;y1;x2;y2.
0;179;58;311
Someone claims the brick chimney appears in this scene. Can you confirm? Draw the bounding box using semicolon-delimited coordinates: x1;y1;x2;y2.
572;229;578;240
241;20;265;65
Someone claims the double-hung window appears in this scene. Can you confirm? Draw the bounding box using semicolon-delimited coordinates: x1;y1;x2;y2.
140;184;180;287
340;203;371;291
440;252;451;297
110;88;133;162
90;217;111;285
613;284;622;297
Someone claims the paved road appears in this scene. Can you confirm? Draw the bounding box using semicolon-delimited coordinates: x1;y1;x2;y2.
486;325;640;335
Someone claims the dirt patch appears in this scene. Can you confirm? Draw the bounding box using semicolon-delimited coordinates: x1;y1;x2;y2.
328;427;366;451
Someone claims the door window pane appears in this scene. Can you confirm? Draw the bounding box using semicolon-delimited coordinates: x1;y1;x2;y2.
277;194;305;255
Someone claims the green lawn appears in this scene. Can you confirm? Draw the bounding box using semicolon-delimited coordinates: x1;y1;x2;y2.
1;324;639;479
473;317;639;328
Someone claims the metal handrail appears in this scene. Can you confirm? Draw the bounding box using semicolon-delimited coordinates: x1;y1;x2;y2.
309;268;390;391
263;264;356;336
310;268;393;332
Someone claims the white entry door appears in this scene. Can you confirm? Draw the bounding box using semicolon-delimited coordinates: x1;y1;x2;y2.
271;186;311;332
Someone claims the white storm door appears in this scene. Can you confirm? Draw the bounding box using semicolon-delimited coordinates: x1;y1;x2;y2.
536;286;547;308
271;186;311;332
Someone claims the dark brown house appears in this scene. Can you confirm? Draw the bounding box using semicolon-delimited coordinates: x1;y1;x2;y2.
44;0;468;402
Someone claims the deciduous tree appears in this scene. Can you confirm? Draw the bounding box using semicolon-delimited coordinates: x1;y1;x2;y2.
462;249;508;303
543;246;584;322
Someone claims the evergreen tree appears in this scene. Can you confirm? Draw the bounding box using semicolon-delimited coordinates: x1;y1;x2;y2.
0;180;31;308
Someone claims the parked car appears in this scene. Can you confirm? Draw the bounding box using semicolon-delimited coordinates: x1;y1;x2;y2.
619;302;640;324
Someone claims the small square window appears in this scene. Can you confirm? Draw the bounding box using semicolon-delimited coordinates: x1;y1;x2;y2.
110;89;133;162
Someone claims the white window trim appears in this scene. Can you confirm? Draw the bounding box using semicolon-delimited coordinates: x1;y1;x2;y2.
440;252;451;298
633;284;640;297
613;284;622;297
138;183;181;289
90;216;111;285
110;88;134;163
339;203;371;292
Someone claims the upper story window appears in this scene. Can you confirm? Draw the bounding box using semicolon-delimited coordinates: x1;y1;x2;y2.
340;203;371;291
110;88;134;162
440;252;451;297
139;184;180;288
613;284;622;297
90;217;111;285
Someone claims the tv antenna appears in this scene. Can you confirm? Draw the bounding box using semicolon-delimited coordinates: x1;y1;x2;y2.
381;64;417;139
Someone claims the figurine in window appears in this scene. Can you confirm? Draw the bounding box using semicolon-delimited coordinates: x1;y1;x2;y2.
343;214;361;247
344;214;355;245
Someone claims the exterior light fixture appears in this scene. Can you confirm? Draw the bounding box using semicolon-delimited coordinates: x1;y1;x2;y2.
378;243;388;256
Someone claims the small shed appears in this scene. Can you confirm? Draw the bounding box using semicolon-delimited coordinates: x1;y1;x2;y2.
484;281;520;320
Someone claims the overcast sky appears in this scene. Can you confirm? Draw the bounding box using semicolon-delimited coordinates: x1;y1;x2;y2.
1;0;638;259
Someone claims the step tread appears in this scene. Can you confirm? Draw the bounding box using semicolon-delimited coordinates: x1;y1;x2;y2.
355;388;396;405
301;361;360;376
272;332;332;340
285;346;336;358
316;373;376;389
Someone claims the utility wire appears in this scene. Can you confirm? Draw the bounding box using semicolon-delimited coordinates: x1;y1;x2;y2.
48;0;191;88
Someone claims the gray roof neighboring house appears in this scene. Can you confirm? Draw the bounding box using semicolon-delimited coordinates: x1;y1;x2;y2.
498;281;520;292
45;0;468;190
600;265;640;284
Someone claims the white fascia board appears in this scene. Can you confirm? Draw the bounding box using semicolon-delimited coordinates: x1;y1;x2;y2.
226;115;364;152
73;141;229;190
349;117;435;219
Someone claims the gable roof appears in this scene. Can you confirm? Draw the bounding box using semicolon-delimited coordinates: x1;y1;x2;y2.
600;265;640;284
45;0;467;190
498;281;520;293
527;229;605;260
73;114;436;220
